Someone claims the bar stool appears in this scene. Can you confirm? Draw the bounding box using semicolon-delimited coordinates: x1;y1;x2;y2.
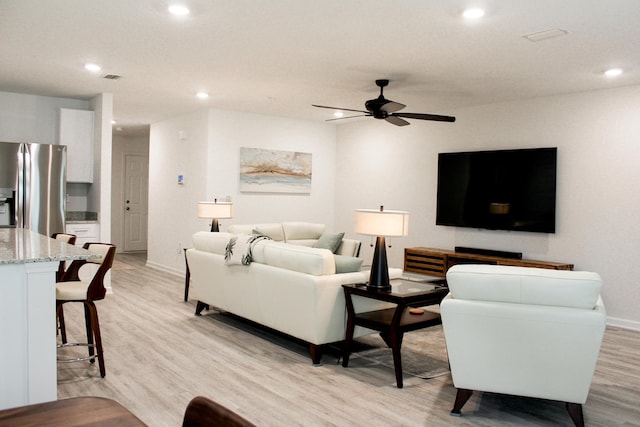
52;233;77;281
56;242;116;378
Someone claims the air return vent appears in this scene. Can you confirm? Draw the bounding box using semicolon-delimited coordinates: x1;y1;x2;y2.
522;28;568;42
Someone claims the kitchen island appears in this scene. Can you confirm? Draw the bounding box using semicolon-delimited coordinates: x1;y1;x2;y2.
0;228;98;410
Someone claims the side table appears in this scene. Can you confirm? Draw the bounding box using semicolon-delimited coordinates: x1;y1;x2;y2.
342;280;448;388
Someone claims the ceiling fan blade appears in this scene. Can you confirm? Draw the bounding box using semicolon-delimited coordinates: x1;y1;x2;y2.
380;101;405;114
394;112;456;122
385;116;410;126
312;104;368;114
326;114;371;122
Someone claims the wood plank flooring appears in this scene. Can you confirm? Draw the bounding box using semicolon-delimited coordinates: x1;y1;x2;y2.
57;253;640;426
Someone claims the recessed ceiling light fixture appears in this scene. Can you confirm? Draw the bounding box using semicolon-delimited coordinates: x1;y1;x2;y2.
168;4;190;16
196;92;209;99
84;63;101;72
333;111;344;118
604;68;623;77
462;8;485;19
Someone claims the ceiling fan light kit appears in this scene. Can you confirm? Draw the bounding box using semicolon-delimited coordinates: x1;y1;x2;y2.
313;79;456;126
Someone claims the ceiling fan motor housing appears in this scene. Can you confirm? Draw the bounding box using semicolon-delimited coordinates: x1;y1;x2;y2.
365;97;391;118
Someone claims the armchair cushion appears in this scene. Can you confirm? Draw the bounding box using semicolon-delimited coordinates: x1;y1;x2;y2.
446;264;602;309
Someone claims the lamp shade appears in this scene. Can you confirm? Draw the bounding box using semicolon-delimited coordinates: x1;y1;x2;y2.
354;208;409;237
197;202;233;219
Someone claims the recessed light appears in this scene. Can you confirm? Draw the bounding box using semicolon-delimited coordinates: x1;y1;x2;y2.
333;111;344;118
462;8;485;19
84;63;101;72
604;68;623;77
168;4;190;15
196;92;209;99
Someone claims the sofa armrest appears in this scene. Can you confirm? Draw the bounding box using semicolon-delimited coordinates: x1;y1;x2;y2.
336;239;361;257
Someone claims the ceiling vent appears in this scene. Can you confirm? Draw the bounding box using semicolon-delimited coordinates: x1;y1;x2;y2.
522;28;569;42
101;74;122;80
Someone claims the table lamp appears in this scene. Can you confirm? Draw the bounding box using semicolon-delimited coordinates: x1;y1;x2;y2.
197;199;233;232
354;206;409;291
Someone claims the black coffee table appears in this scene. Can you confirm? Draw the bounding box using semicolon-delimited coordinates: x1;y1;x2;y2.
342;279;448;388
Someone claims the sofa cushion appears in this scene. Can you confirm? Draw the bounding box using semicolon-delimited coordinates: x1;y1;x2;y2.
282;222;325;245
228;223;285;241
334;255;363;273
446;264;602;309
313;232;345;253
261;241;335;276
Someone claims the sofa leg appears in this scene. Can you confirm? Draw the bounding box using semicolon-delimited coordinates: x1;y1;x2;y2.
309;344;322;364
566;403;584;427
450;388;473;416
194;301;209;316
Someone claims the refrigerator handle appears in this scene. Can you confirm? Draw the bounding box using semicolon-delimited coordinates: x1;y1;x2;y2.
17;143;27;228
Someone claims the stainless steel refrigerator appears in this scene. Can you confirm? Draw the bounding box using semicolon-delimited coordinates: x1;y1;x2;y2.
0;142;66;236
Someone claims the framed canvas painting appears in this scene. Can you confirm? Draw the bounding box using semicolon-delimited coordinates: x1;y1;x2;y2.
239;147;312;193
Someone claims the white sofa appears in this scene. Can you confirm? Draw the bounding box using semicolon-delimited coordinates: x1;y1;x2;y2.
186;222;402;363
441;264;606;426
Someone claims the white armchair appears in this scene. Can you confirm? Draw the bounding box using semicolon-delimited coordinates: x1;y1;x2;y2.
440;264;606;427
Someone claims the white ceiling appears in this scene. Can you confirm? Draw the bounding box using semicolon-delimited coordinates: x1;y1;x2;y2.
2;0;639;135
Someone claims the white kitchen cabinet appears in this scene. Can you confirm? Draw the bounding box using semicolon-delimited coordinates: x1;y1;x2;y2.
59;108;95;183
66;222;99;247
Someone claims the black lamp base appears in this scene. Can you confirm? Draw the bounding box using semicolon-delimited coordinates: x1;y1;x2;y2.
367;236;391;291
210;219;220;232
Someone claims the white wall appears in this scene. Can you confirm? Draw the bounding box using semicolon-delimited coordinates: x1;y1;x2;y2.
148;109;210;274
0;91;88;143
335;85;640;329
147;108;337;274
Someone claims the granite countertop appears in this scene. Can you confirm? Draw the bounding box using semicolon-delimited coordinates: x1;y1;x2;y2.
0;228;99;265
66;211;98;223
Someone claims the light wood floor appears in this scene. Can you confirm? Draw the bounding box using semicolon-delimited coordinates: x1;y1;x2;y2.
57;253;640;427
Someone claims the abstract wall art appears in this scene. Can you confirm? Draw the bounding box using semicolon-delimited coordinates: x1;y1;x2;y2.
239;147;312;193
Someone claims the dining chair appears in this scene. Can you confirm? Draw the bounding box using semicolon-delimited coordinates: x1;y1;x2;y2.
182;396;256;427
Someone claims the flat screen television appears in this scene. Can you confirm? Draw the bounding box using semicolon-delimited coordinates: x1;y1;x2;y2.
436;147;557;233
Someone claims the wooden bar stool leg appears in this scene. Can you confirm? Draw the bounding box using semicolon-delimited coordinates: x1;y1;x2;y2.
57;303;68;344
83;303;95;362
87;301;106;378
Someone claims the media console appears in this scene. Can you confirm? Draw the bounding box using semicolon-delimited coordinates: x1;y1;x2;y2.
404;247;573;278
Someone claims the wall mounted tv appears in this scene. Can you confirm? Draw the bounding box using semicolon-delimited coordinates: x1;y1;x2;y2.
436;147;557;233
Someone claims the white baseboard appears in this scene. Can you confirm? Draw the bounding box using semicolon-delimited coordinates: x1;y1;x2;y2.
145;260;183;278
607;316;640;331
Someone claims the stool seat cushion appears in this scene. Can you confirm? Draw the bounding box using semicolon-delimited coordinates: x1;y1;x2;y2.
56;281;90;300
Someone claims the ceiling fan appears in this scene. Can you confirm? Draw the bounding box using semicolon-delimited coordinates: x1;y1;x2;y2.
312;79;456;126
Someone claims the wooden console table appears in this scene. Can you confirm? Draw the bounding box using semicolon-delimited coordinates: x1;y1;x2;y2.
404;247;573;278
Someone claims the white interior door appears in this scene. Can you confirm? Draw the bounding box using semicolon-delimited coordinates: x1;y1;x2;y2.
124;154;148;252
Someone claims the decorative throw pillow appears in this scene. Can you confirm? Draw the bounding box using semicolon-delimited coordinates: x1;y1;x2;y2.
225;234;270;265
313;232;345;253
334;255;364;273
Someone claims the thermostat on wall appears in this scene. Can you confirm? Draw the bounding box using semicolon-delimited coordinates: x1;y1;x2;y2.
178;174;184;185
